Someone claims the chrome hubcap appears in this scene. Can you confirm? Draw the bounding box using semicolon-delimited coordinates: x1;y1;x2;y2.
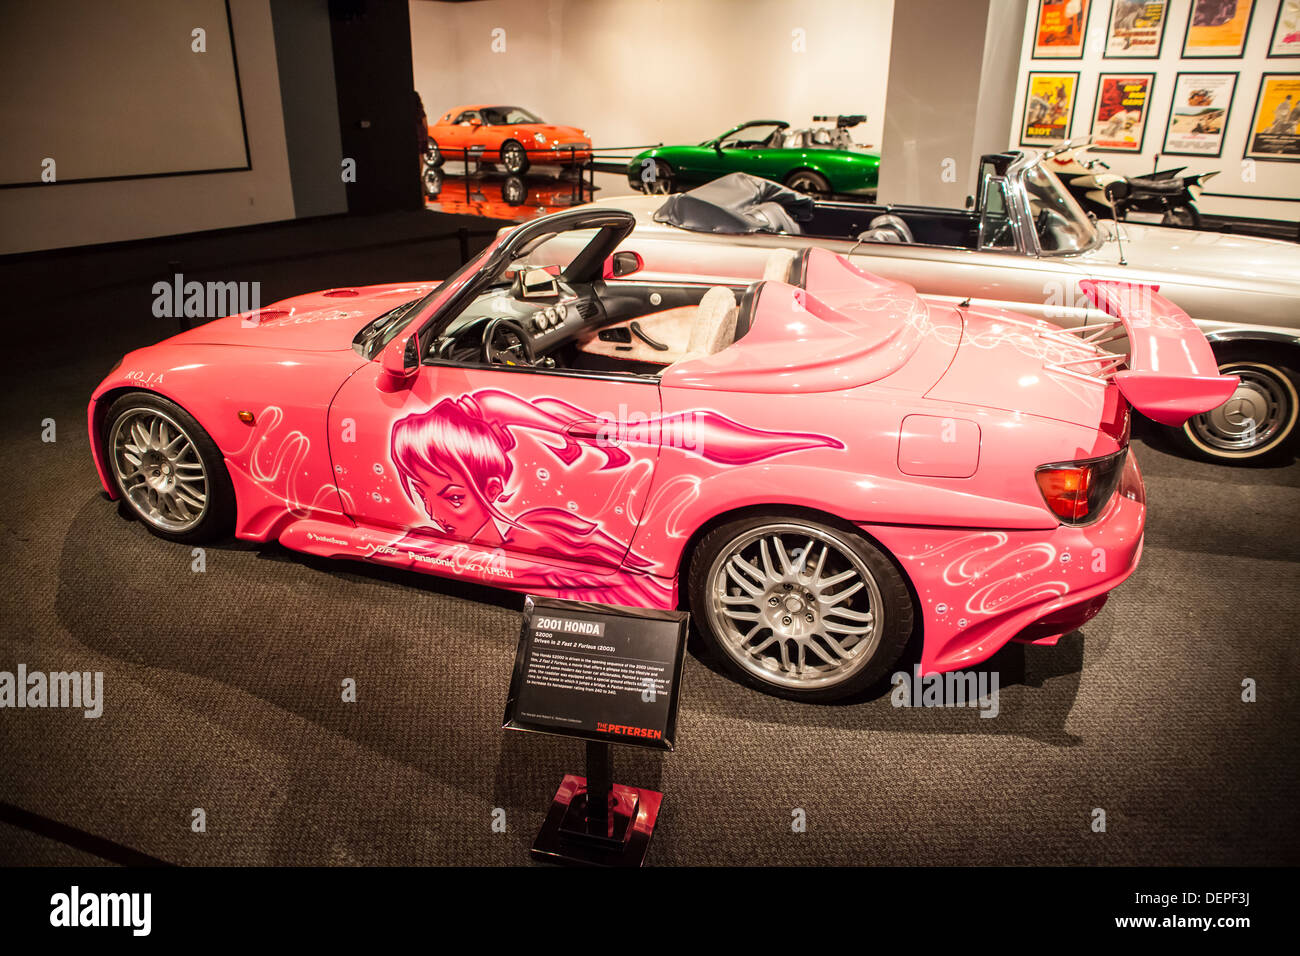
1188;364;1293;453
706;523;882;690
110;409;209;533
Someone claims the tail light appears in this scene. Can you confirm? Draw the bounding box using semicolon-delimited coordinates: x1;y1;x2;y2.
1035;449;1127;524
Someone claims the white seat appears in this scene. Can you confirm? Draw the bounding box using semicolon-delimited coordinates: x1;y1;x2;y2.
762;247;797;282
681;285;740;360
576;285;737;366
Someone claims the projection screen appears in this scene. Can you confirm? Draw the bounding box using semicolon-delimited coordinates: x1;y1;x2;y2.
0;0;249;187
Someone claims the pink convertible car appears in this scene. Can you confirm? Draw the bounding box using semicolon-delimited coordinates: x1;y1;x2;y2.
88;209;1234;701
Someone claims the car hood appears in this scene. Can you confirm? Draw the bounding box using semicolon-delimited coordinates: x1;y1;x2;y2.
165;282;437;352
516;124;589;143
1079;222;1300;294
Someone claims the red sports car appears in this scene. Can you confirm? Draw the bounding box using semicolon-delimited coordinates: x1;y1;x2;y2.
426;104;592;175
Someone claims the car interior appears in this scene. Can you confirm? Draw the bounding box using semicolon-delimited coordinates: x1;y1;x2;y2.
417;243;801;380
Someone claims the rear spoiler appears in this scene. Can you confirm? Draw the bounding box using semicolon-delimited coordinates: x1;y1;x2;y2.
1075;280;1237;426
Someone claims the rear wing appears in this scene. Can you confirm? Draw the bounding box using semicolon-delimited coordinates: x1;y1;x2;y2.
1069;280;1237;426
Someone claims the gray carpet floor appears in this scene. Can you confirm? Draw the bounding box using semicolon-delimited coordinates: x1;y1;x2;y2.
0;210;1297;866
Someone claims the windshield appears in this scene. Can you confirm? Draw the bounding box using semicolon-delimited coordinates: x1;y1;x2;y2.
1021;163;1097;254
481;106;542;126
715;124;783;149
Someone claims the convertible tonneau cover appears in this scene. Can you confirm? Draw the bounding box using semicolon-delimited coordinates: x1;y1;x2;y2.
653;172;814;235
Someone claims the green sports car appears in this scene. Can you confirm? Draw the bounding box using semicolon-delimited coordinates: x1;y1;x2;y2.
627;117;881;197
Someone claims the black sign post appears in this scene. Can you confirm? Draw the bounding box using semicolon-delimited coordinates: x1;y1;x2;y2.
503;595;689;866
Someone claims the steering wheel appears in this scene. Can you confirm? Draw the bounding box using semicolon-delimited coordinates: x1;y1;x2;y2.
984;218;1013;248
481;317;536;367
1035;207;1070;245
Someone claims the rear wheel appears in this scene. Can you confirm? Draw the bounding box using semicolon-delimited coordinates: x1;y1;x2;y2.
784;169;831;197
104;392;235;543
500;140;529;175
1171;354;1299;464
688;514;913;702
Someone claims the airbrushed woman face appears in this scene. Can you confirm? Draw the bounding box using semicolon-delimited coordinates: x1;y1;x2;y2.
410;460;500;540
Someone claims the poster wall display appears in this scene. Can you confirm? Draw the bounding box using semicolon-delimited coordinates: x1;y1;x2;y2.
1163;72;1238;155
1104;0;1169;57
1021;72;1081;143
1245;72;1300;160
1182;0;1256;58
1270;0;1300;56
1091;73;1155;150
1034;0;1092;57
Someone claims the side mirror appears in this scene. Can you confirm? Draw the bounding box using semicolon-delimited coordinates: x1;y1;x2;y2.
379;332;420;389
603;250;644;279
468;117;482;127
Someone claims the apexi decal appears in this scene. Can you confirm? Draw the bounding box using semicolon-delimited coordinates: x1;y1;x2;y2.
50;886;150;936
596;722;662;740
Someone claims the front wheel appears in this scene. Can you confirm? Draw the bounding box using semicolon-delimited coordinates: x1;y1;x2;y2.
424;139;444;169
1172;356;1299;464
688;515;914;702
500;140;529;175
104;392;236;543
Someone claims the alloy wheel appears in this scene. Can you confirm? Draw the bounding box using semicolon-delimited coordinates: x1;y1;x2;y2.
704;522;884;691
109;408;210;533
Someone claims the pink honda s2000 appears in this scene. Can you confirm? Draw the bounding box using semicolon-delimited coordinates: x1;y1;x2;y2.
88;209;1235;701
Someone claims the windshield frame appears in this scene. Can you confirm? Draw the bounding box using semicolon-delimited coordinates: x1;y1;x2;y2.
1006;150;1103;257
481;106;543;126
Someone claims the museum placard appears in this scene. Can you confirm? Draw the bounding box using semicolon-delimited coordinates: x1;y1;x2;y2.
503;595;689;751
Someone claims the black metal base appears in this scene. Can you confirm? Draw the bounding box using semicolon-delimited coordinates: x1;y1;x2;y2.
530;774;663;867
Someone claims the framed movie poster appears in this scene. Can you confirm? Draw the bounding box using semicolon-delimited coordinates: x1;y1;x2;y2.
1021;72;1081;143
1104;0;1169;57
1091;73;1155;151
1163;72;1237;156
1034;0;1092;58
1269;0;1300;57
1245;72;1300;160
1182;0;1256;58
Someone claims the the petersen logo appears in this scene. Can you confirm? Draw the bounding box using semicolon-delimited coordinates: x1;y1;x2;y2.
597;722;661;740
50;886;151;936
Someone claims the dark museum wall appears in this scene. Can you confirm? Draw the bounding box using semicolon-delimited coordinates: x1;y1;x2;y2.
328;0;425;215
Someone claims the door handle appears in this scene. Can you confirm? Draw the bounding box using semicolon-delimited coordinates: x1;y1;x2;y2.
565;420;620;445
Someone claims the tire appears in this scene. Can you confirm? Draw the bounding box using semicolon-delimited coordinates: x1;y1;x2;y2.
687;514;914;702
501;175;526;205
1170;353;1300;464
422;165;443;198
1161;202;1200;228
500;140;529;175
425;139;444;169
103;392;236;544
784;169;831;197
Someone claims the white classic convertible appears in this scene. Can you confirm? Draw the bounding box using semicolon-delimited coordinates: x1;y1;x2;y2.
569;151;1300;464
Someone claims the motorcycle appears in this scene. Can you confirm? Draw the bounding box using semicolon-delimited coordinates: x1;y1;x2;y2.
1044;141;1219;229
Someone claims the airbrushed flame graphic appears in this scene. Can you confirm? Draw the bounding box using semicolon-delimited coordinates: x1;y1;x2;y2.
903;531;1068;617
235;405;342;516
381;389;842;604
